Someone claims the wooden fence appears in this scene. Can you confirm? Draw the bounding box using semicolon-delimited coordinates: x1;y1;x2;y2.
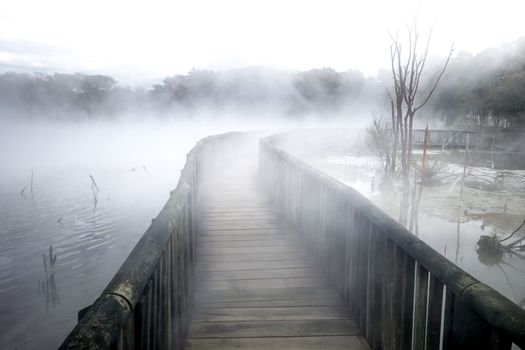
259;134;525;350
412;129;476;148
59;132;248;350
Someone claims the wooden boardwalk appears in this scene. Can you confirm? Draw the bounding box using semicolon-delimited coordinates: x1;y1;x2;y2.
186;161;370;349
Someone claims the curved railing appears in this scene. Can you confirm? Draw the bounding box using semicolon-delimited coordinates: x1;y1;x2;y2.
59;132;250;350
259;133;525;350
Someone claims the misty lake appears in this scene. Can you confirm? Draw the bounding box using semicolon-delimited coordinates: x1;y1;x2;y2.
0;119;275;349
2;122;524;349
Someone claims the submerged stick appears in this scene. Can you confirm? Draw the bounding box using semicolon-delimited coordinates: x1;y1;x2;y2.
459;133;470;199
505;220;525;249
499;217;525;243
30;170;34;199
89;175;99;193
416;126;429;204
91;182;98;208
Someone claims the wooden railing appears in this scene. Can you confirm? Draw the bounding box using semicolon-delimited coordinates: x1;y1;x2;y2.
412;129;476;148
259;134;525;350
59;132;248;350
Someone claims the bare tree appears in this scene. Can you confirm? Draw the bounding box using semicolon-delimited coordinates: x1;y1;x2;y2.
366;116;394;175
387;22;454;178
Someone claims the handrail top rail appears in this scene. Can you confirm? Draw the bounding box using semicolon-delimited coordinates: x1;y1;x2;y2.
412;128;476;134
260;134;525;345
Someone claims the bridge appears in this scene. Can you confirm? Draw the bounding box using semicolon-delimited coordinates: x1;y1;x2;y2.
60;132;525;350
412;129;476;149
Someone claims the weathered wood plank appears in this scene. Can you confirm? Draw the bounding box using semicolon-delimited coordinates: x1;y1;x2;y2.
186;336;371;350
199;213;277;220
197;246;303;257
197;296;344;308
196;267;319;281
197;252;308;263
198;228;288;236
192;306;352;322
196;277;325;291
197;234;290;243
188;319;361;338
198;221;285;231
201;206;274;214
196;259;314;271
197;239;294;248
194;287;340;304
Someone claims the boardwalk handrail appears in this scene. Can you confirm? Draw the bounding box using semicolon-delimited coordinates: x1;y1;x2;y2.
259;134;525;349
412;129;476;148
59;132;248;350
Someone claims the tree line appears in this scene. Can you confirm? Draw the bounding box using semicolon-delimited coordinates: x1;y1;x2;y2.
425;37;525;129
0;38;523;126
0;67;384;120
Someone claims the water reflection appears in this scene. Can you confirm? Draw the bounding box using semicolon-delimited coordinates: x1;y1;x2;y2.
0;163;179;348
311;153;525;308
39;246;59;311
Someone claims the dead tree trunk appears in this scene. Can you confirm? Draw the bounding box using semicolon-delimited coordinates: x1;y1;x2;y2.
387;24;454;180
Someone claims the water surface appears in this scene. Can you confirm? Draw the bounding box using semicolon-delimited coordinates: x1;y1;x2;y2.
0;120;224;349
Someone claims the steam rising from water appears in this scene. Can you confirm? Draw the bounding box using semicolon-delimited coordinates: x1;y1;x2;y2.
0;114;363;349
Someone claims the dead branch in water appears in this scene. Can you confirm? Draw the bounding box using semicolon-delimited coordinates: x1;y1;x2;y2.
89;175;99;192
30;170;34;199
459;134;470;199
91;182;98;208
499;217;525;244
89;175;99;208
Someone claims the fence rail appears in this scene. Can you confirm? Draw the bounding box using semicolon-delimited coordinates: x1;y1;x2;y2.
259;134;525;350
412;129;476;148
59;132;248;350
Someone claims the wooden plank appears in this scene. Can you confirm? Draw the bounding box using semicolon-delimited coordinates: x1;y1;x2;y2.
426;275;444;350
201;206;273;213
198;222;285;231
186;336;371;350
196;259;313;271
198;228;288;236
197;252;308;263
191;306;352;322
188;319;361;338
194;287;340;304
200;212;277;220
413;263;429;349
196;267;319;281
202;204;273;210
199;217;282;224
400;254;416;350
196;277;325;291
199;216;279;223
203;194;262;200
204;198;271;203
197;240;294;248
197;234;290;243
197;246;303;257
197;296;344;308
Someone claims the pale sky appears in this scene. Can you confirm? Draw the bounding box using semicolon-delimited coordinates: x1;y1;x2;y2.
0;0;523;85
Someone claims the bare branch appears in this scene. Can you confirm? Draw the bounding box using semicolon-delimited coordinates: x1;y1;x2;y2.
414;44;455;112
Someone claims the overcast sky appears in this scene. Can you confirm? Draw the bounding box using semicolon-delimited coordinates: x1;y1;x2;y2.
0;0;523;85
